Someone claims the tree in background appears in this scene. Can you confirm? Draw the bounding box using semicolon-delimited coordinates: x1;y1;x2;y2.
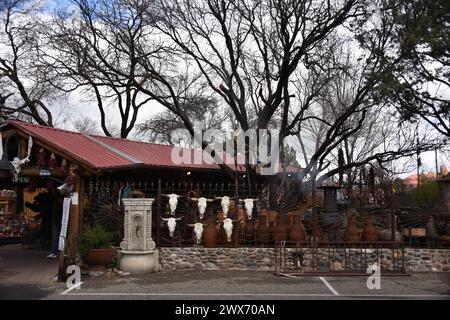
381;0;449;138
0;0;56;126
135;96;229;145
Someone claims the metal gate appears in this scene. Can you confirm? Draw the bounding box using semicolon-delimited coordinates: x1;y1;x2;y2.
275;240;406;276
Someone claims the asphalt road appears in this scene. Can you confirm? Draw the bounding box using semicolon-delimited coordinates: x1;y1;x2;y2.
1;270;449;300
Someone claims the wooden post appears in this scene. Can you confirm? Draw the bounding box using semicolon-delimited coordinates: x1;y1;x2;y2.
390;183;395;242
156;178;161;247
78;178;85;235
68;170;81;260
311;175;318;272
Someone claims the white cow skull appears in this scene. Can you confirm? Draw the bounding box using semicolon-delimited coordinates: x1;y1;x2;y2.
216;196;232;218
164;194;181;216
10;136;33;179
162;217;182;238
188;222;207;244
190;197;214;220
222;218;237;242
240;198;259;220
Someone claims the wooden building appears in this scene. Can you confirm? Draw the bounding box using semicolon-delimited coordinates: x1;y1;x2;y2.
0;120;302;255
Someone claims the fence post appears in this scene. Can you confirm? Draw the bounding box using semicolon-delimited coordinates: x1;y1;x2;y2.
157;178;161;247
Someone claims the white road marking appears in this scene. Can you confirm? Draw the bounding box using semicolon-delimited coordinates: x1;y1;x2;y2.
62;292;450;298
61;282;83;295
319;277;339;296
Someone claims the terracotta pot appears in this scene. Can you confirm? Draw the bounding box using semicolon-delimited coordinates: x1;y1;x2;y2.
203;219;218;248
289;218;308;242
244;220;255;241
362;215;379;242
85;248;116;268
314;224;325;242
231;223;241;248
273;217;288;242
345;216;361;242
268;211;278;224
256;216;270;243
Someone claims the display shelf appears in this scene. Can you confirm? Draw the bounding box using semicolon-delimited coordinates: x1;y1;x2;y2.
0;193;23;241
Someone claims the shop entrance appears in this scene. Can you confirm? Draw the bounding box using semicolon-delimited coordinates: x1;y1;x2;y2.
1;177;64;259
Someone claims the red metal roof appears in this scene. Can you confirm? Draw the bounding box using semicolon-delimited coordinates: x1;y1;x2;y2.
2;120;303;174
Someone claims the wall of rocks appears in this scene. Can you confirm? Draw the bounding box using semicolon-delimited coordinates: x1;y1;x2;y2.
159;247;450;273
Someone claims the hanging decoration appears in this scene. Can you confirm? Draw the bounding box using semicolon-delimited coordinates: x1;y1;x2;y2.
48;153;57;170
37;148;47;167
10;135;33;179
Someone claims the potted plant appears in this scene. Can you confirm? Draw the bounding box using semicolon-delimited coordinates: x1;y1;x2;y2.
78;225;115;269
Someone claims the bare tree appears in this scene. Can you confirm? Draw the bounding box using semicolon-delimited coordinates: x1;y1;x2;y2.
40;0;162;138
135;95;229;145
0;0;55;125
72;115;101;135
381;0;449;138
154;0;365;133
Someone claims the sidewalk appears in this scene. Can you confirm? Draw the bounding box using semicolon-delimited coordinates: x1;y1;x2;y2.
0;244;59;284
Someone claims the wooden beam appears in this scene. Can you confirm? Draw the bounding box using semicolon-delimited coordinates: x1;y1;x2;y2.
68;173;81;259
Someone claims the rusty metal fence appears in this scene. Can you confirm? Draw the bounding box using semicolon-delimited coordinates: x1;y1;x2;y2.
274;240;406;275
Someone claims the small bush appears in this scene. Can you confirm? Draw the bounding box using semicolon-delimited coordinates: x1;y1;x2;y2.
78;225;113;257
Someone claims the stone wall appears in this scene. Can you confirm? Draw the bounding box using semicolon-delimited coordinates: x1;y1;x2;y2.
159;247;450;273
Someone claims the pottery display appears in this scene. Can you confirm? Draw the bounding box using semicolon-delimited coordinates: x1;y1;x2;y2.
256;216;270;243
273;216;288;242
289;216;308;242
244;220;255;241
362;214;379;242
203;218;218;248
314;224;325;242
344;216;361;242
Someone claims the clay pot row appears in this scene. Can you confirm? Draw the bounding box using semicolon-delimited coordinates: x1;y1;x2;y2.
244;216;309;242
344;215;380;242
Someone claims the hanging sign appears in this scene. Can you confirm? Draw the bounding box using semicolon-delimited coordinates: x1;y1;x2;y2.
39;169;52;176
71;193;79;205
12;176;29;184
58;197;72;251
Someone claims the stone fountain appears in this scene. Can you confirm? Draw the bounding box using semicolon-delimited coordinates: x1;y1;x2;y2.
118;198;159;274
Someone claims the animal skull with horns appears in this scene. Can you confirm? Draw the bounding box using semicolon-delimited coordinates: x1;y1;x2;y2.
240;198;259;220
163;193;181;216
161;217;183;237
187;222;208;244
0;134;33;179
215;196;234;218
190;197;214;220
221;218;238;242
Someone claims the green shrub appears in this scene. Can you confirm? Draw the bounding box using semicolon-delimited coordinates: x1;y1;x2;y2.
78;225;113;257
